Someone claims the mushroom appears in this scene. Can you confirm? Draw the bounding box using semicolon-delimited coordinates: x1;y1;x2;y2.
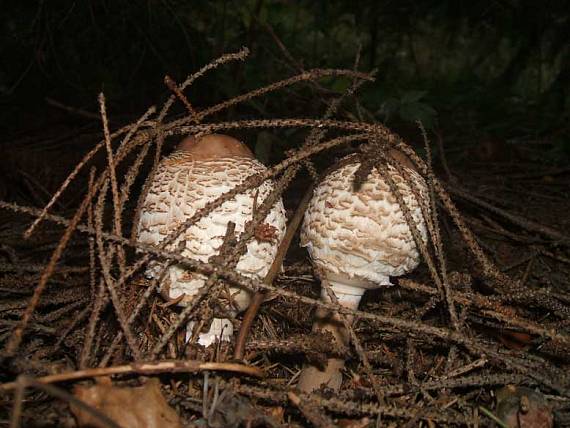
297;150;429;392
136;134;286;347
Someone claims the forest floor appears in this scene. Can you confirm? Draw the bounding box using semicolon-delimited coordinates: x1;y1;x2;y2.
0;76;569;428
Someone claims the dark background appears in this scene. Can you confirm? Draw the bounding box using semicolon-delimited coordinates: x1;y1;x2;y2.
2;2;568;131
1;0;569;201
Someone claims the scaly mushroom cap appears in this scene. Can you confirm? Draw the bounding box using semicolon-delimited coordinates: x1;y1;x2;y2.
136;134;287;312
176;134;254;159
300;153;428;287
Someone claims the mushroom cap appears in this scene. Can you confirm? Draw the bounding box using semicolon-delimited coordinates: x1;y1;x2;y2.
176;134;254;160
136;134;286;310
300;154;428;288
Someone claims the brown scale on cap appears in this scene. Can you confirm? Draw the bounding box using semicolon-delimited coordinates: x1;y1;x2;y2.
176;134;254;160
388;148;416;171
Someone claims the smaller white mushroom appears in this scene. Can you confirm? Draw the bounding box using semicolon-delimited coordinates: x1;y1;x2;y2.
136;134;286;347
297;150;429;392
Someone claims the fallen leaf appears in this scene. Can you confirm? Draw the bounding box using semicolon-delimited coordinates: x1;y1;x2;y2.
71;378;182;428
337;416;371;428
495;385;553;428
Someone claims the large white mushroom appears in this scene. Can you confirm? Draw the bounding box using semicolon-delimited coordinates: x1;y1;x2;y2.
297;150;429;392
136;134;286;347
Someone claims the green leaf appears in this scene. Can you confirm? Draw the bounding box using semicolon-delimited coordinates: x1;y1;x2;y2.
399;102;437;129
330;78;351;93
401;90;428;104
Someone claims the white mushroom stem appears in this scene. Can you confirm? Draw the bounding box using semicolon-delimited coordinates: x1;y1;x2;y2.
321;280;367;310
186;318;234;348
297;277;370;393
298;153;428;392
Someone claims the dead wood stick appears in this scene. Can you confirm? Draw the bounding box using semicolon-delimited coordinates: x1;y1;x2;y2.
164;75;199;120
4;200;566;393
2;186;97;357
288;391;337;428
233;184;314;361
448;184;570;244
10;376;123;428
45;97;106;122
0;360;264;392
510;166;570;180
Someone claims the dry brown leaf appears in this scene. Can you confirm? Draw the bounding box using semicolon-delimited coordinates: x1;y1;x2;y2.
496;385;554;428
71;378;182;428
337;416;371;428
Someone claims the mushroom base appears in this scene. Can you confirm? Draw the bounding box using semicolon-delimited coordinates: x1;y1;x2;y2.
297;301;351;393
297;279;367;393
186;318;234;348
297;304;352;393
296;357;346;392
320;279;367;310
